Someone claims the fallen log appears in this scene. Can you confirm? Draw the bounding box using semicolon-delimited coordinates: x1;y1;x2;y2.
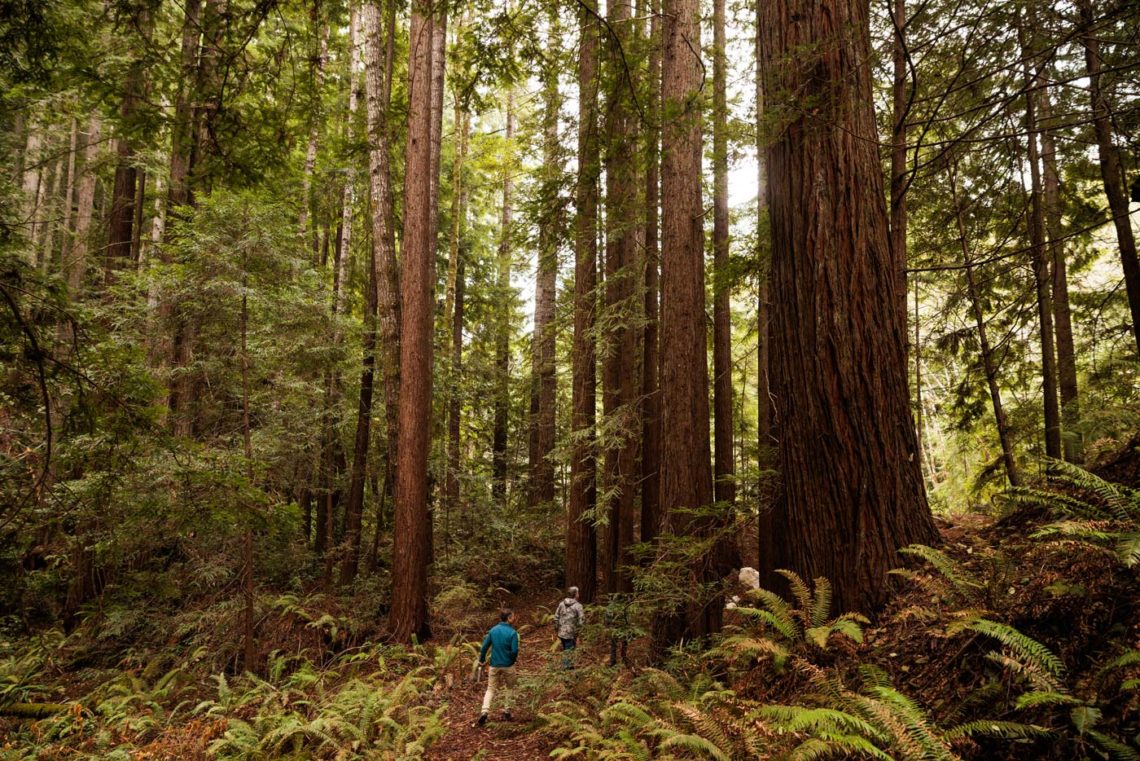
0;702;72;718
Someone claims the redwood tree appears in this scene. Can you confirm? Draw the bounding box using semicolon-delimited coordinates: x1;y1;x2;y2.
567;0;600;604
390;0;435;642
655;0;719;646
758;0;938;615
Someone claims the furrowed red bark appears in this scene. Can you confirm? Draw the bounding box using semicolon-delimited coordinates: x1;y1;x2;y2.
711;0;733;512
640;0;661;546
654;0;720;648
390;0;435;643
567;0;600;605
758;0;938;615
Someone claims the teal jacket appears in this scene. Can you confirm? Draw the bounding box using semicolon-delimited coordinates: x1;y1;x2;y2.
479;621;519;668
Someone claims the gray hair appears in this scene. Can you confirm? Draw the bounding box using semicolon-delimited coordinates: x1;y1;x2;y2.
568;586;579;598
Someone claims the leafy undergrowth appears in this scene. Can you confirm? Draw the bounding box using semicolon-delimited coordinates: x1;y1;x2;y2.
3;461;1139;759
536;461;1140;760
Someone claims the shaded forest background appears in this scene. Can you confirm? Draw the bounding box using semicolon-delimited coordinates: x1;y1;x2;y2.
1;0;1139;756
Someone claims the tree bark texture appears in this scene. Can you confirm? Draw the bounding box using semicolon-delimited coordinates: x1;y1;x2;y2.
66;115;102;295
890;0;909;342
568;0;600;605
363;0;401;551
390;0;435;643
640;0;661;546
758;0;938;615
444;103;469;539
655;0;719;646
602;0;638;595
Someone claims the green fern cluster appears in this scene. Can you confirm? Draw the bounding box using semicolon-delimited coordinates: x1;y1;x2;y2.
1000;460;1140;567
712;570;868;673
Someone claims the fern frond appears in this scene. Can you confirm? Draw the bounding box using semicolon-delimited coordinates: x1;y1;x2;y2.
810;577;833;627
950;618;1065;681
944;719;1050;741
776;570;815;622
654;731;732;761
899;544;981;593
1014;690;1081;710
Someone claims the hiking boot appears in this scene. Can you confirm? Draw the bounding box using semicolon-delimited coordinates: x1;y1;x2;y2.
501;711;512;722
475;713;487;727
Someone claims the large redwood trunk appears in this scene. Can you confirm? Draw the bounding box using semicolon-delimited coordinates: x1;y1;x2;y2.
444;103;469;544
655;0;719;648
759;0;938;615
390;0;435;643
640;0;661;546
567;0;600;605
601;0;638;595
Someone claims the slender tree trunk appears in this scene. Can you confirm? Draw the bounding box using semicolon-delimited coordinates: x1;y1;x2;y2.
601;0;638;595
1037;76;1080;463
758;0;938;615
1078;0;1140;358
59;119;78;270
950;165;1020;486
239;260;256;673
105;20;147;283
755;0;776;584
363;0;400;564
341;9;373;587
712;0;733;512
530;17;560;509
167;0;202;213
131;170;146;267
66;116;102;295
34;152;57;271
568;0;600;604
390;0;435;643
20;120;43;265
655;0;719;648
640;0;661;547
1020;23;1062;461
299;19;329;253
492;93;514;505
444;104;469;537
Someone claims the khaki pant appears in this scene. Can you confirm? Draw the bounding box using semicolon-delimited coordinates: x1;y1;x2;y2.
481;665;517;715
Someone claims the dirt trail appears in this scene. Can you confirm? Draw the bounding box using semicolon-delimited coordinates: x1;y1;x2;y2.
426;602;596;761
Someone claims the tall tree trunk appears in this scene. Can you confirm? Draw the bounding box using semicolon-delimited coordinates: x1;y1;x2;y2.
59;119;79;270
640;0;661;547
568;0;600;604
444;103;469;541
712;0;733;512
530;16;560;509
105;13;148;283
950;164;1020;487
341;9;373;587
1020;23;1062;461
492;93;514;505
655;0;719;648
66;116;102;295
299;18;329;257
758;0;938;615
390;0;435;643
363;0;400;567
167;0;202;213
754;0;777;582
602;0;638;595
1078;0;1140;358
1036;74;1080;463
20;120;43;265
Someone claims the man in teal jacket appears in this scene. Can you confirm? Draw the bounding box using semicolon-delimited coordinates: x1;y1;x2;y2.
477;609;519;726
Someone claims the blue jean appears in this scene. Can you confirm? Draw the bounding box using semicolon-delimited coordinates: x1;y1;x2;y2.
560;637;576;669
